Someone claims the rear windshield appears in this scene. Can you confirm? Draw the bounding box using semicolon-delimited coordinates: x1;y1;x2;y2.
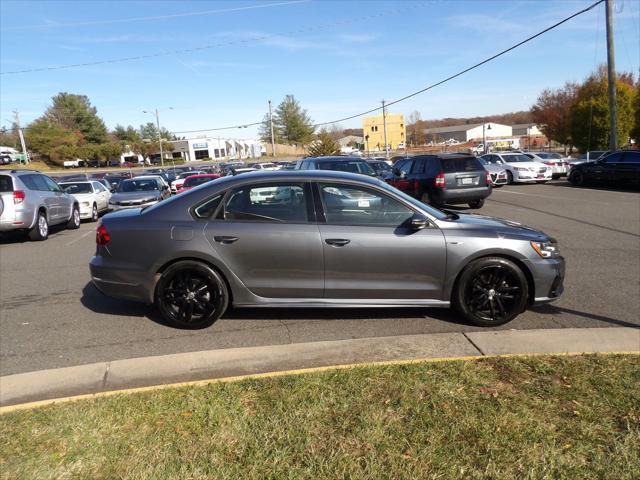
440;157;483;173
0;175;13;192
184;176;216;187
60;182;92;194
317;161;376;176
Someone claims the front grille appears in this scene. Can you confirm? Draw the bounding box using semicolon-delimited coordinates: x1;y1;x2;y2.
538;167;547;173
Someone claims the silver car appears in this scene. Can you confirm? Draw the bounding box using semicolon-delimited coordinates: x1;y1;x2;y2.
108;177;170;211
90;171;565;328
477;157;508;186
0;170;80;240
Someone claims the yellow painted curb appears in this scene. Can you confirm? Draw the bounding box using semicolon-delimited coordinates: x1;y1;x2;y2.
1;351;637;414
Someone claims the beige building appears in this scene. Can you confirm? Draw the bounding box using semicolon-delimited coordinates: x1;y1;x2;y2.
363;113;406;151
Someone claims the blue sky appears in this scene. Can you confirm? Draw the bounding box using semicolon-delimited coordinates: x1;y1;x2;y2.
1;0;638;139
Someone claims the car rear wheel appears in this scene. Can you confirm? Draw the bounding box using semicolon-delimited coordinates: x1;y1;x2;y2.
28;211;49;241
66;205;81;229
422;192;443;209
453;257;528;327
155;261;229;329
468;199;484;209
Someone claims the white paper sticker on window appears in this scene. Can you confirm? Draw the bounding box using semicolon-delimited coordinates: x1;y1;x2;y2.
358;200;370;208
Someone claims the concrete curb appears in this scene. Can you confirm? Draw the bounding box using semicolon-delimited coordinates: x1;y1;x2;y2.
1;327;638;409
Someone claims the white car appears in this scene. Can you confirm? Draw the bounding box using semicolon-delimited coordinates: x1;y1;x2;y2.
250;162;280;171
59;180;111;221
523;152;571;178
480;153;552;184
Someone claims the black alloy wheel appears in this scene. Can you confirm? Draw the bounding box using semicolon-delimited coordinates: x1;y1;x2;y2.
454;257;528;326
569;170;584;186
155;261;228;328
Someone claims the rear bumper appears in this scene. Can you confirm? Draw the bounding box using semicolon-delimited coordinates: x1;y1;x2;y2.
433;186;492;205
89;255;155;304
0;209;36;231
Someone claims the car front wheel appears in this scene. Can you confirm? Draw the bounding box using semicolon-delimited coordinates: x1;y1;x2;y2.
568;170;584;186
91;203;98;222
453;257;528;327
506;171;514;184
155;261;229;328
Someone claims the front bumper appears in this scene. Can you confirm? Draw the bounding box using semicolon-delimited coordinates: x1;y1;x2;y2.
524;256;565;305
514;170;552;182
109;200;158;211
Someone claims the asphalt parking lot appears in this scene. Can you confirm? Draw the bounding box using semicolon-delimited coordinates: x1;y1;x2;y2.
1;180;638;376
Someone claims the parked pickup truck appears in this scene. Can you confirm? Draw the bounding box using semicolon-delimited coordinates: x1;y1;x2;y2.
63;159;87;168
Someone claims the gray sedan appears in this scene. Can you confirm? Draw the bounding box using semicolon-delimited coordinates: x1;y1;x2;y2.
90;171;565;328
108;177;170;211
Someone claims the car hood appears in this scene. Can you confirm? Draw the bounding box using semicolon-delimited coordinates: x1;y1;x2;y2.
482;164;505;173
437;212;549;241
111;191;160;202
69;192;96;200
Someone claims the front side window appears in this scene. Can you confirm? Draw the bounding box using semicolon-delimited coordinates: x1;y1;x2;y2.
222;183;308;223
319;183;415;226
317;161;376;177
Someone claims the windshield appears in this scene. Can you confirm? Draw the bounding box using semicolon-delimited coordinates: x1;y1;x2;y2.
184;176;216;187
318;160;376;176
370;162;391;172
534;153;562;160
117;179;158;192
60;182;92;194
501;154;532;163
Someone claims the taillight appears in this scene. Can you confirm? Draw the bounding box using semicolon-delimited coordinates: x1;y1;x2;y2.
434;173;446;188
96;224;110;245
413;179;420;192
486;171;492;185
13;190;25;204
543;161;555;166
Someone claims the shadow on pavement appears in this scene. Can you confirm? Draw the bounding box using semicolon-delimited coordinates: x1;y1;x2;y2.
0;225;67;244
530;305;639;329
81;282;150;318
545;180;639;194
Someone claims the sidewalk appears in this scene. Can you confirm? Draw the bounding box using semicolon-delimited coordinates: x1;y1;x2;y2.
1;327;638;408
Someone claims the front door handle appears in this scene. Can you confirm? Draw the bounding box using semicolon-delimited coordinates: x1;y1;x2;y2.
213;236;239;244
325;238;350;247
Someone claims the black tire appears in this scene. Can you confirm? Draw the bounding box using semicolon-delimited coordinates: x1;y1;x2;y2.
468;198;485;209
66;205;81;229
91;203;99;222
568;170;584;187
422;191;443;209
453;257;528;327
506;170;514;184
154;260;229;329
28;211;49;241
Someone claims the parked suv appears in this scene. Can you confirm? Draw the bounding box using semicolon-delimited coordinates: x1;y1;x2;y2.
0;170;80;240
295;156;379;178
386;154;492;209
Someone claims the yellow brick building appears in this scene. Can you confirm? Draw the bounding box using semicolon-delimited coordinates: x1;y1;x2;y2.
362;113;406;151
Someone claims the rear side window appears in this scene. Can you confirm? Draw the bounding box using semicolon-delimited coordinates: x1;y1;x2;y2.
19;174;49;191
0;175;13;192
222;183;308;223
440;157;483;173
411;158;426;174
193;194;223;219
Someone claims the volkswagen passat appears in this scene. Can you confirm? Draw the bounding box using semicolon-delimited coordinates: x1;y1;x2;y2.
90;171;564;328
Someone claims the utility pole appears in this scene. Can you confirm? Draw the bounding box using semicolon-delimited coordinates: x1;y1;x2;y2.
605;0;618;150
13;111;29;164
268;100;276;157
381;100;389;160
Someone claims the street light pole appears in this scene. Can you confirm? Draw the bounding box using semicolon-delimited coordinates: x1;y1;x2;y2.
155;109;164;167
268;100;276;157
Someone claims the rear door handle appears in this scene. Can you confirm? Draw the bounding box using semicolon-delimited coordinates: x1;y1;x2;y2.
325;238;350;247
213;236;239;244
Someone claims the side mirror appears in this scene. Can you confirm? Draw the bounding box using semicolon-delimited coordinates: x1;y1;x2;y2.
410;214;428;230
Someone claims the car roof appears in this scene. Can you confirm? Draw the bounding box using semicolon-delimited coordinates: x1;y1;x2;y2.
307;156;367;162
185;173;219;178
222;169;383;186
59;180;92;184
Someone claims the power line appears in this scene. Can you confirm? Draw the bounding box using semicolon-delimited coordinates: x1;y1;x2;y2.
162;0;605;135
1;1;309;31
0;3;430;75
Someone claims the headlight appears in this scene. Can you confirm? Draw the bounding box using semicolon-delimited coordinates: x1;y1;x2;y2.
530;240;560;258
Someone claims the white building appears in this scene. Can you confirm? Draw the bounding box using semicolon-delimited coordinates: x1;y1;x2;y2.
172;137;262;162
424;123;513;143
511;123;543;136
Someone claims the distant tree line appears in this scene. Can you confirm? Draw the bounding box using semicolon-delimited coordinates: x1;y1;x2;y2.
0;92;176;166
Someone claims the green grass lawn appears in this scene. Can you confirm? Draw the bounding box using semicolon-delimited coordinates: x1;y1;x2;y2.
1;354;639;480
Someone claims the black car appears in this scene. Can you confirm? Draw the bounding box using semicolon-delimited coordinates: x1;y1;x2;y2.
295;156;378;177
367;159;394;179
568;150;639;187
387;153;492;209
